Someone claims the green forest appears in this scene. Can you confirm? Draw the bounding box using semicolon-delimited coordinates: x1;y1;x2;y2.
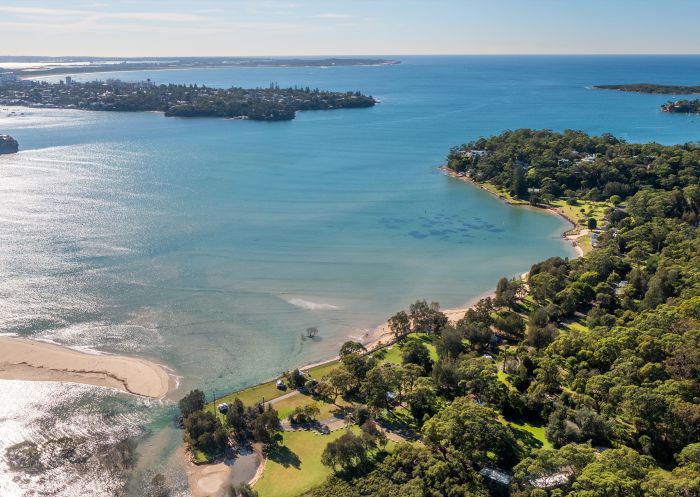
304;130;700;497
179;129;700;497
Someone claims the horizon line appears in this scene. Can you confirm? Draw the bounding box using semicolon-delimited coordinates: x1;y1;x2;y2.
2;53;700;59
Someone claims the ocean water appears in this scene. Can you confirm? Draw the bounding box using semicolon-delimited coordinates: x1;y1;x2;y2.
1;55;699;496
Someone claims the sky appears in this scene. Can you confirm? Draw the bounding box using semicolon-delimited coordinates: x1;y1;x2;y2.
1;0;699;57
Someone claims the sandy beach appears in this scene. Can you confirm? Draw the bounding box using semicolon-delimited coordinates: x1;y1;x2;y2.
0;336;172;398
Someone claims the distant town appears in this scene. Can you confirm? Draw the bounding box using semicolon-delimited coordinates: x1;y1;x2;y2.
0;56;400;78
0;77;377;121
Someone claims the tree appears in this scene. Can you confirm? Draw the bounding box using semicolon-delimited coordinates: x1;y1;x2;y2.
494;311;525;336
530;272;560;303
587;217;598;230
321;431;368;471
226;398;247;435
402;338;433;374
422;397;520;467
178;389;205;418
409;300;448;334
183;411;227;454
323;366;356;402
435;325;463;360
495;278;521;309
288;403;321;424
568;447;655;497
388;310;411;342
360;418;387;450
457;355;508;407
643;267;678;309
495;277;509;304
339;341;367;357
253;406;281;443
407;377;438;424
362;364;400;410
512;162;527;199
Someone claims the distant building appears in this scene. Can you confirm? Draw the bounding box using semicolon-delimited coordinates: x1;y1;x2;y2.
65;76;73;85
529;467;574;489
0;72;18;85
461;149;489;159
615;280;629;296
480;467;512;486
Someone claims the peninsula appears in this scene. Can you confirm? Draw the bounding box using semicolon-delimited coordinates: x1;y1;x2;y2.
661;98;700;114
0;134;19;154
178;130;700;497
594;83;700;94
0;79;376;121
0;56;400;78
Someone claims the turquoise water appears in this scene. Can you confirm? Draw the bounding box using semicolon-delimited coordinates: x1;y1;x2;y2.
1;56;700;496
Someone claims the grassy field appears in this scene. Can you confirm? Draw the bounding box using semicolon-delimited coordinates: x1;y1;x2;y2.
381;334;438;365
496;370;518;392
272;393;351;421
564;321;589;333
254;427;358;497
206;359;342;420
504;418;552;450
550;198;610;227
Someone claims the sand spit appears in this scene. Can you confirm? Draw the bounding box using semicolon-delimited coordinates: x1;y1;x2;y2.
0;336;172;398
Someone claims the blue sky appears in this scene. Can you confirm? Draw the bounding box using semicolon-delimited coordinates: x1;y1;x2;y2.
1;0;699;56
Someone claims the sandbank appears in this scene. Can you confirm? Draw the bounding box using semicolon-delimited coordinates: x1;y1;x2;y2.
0;336;172;398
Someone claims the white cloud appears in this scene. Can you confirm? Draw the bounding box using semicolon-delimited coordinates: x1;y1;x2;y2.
317;13;352;19
0;5;211;23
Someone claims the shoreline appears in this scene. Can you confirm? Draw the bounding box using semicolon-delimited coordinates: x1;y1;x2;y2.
186;288;506;496
0;336;174;398
184;167;583;495
439;166;585;258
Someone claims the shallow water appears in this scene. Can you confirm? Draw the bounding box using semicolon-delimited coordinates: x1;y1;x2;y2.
1;55;699;495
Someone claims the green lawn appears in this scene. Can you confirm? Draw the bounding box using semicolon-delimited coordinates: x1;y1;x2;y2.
302;360;340;381
550;198;610;227
504;418;552;450
564;321;589;333
381;334;438;366
497;370;518;392
206;359;343;421
272;393;350;421
254;427;359;497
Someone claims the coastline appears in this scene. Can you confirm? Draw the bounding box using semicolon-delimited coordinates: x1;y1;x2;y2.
439;166;585;258
0;336;173;398
21;61;400;81
185;288;506;496
184;166;583;496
